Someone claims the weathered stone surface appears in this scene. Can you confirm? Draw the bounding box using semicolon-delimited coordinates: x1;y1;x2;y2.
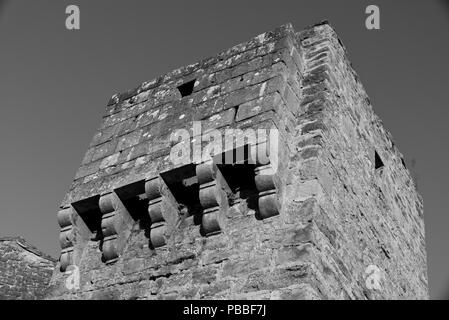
0;237;56;300
46;21;427;300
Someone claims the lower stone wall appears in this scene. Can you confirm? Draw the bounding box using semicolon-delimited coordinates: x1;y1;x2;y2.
0;237;56;300
47;198;324;300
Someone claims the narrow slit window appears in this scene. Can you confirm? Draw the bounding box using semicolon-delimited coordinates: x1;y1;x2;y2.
177;80;196;97
233;105;240;122
401;158;407;169
374;150;385;170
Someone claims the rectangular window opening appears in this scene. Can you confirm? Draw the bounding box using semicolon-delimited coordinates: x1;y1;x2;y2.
177;79;196;97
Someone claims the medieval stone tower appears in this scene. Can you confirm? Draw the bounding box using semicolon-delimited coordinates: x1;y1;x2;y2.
47;21;428;300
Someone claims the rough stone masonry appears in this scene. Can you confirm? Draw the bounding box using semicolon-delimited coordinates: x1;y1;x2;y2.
0;237;56;300
46;21;428;299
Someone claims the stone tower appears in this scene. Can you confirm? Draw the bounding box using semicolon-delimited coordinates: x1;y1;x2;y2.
47;22;428;299
0;237;55;300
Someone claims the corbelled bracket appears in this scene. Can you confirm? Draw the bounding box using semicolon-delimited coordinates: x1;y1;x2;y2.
145;176;168;248
251;140;280;219
254;164;279;219
99;192;134;264
57;207;75;272
197;160;224;236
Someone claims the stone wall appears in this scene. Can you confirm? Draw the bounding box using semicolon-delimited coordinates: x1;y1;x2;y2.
287;23;428;299
0;237;56;300
47;21;428;300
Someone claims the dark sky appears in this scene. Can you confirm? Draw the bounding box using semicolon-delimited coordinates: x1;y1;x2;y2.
0;0;447;299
